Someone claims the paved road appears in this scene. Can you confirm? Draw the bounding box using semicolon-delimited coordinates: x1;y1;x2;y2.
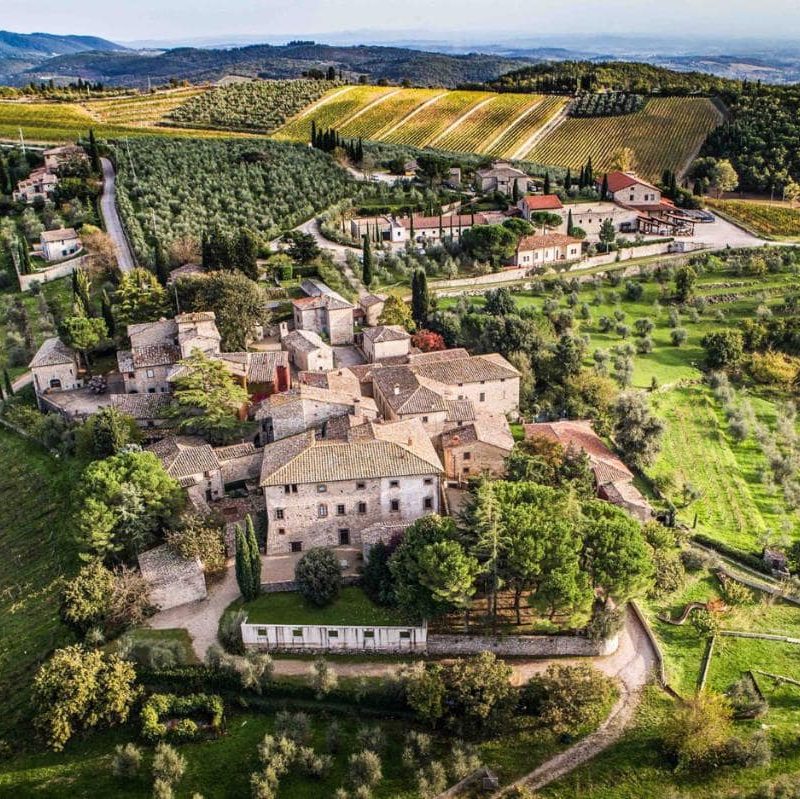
99;157;136;273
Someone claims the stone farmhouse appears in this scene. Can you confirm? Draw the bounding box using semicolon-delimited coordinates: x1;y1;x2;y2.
524;420;653;522
360;325;411;363
253;383;378;444
109;393;173;435
292;279;354;345
474;160;529;196
517;193;564;221
29;337;84;410
138;544;207;611
259;417;443;557
12;145;86;204
39;228;81;261
281;328;334;373
440;414;514;483
150;435;225;505
514;233;583;268
357;293;387;327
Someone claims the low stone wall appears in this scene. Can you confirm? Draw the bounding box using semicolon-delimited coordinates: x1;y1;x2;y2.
426;631;619;658
18;254;86;291
260;575;360;593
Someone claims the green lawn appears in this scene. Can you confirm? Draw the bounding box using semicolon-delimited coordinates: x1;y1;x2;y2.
234;587;408;626
0;428;82;741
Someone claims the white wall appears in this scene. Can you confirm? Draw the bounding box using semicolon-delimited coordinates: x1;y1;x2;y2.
242;621;428;652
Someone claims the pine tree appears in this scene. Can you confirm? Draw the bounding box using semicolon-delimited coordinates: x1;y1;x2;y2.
234;524;253;601
3;369;14;398
245;515;261;599
543;173;551;195
411;268;429;328
362;235;373;288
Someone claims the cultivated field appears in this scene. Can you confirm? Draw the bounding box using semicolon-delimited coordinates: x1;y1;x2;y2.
526;97;723;179
82;87;207;126
706;198;800;240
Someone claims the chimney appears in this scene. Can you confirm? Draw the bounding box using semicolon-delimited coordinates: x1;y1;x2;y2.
393;384;400;396
407;437;413;446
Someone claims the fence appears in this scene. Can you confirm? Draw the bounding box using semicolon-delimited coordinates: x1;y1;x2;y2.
17;254;86;291
242;621;428;653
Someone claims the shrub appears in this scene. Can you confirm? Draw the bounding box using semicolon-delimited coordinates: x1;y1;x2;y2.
295;547;342;606
721;577;754;605
671;327;688;346
584;605;625;642
60;561;115;634
325;720;341;753
721;730;771;768
650;549;687;597
152;741;186;785
449;740;482;780
112;742;142;778
662;691;733;771
274;710;311;744
153;778;174;799
349;750;382;789
311;657;338;699
361;542;397;606
140;693;224;742
219;609;247;654
417;760;448;798
521;663;612;737
680;549;707;573
726;676;768;719
356;725;386;754
119;636;188;670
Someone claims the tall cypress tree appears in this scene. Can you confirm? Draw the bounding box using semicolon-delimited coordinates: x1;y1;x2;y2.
543;172;551;195
586;156;594;187
234;524;253;601
311;120;317;148
567;209;574;236
601;173;609;199
153;238;169;286
245;514;261;599
3;369;14;398
411;268;429;328
88;128;101;174
565;167;572;192
362;235;373;288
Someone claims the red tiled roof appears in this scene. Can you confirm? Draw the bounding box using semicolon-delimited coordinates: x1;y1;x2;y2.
603;171;661;194
398;213;487;230
521;194;563;211
516;233;582;252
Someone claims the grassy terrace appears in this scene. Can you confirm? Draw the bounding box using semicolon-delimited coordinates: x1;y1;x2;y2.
234;587;409;626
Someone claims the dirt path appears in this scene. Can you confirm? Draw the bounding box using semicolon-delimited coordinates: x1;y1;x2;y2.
99;157;136;273
510;101;569;161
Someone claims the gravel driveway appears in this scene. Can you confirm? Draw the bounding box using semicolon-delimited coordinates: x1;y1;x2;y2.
99;157;136;273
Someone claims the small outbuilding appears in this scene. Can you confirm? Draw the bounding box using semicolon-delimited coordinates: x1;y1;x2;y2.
138;544;207;611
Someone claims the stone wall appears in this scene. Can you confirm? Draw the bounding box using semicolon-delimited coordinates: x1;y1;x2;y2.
426;631;619;657
17;254;86;292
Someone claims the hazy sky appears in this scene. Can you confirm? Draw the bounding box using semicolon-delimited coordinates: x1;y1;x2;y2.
5;0;799;44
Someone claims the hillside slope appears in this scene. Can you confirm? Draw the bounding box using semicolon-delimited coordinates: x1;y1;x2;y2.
0;30;124;58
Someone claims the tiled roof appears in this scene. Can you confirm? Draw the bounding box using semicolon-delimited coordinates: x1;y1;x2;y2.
148;435;220;478
252;384;376;420
367;417;443;471
521;194;564;211
29;337;76;368
397;213;488;230
413;353;519;386
516;233;582;252
362;325;411;344
260;434;441;486
523;420;632;484
604;171;661;194
176;311;216;324
283;329;329;353
247;351;288;383
476;161;527;178
442;416;514;452
139;543;203;584
40;227;78;243
360;294;387;307
214;442;258;461
293;294;353;312
127;319;177;348
110;392;172;419
116;349;134;373
407;348;470;365
132;343;181;369
446;399;476;422
372;365;448;415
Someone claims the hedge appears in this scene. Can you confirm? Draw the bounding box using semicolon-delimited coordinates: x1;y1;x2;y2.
692;534;771;576
141;692;225;742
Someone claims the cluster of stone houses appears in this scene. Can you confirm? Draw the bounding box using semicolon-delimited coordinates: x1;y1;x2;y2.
12;145;87;204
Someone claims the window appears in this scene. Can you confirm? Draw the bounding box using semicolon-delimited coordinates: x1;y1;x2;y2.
257;627;267;637
339;529;350;546
479;392;486;402
292;628;303;637
424;497;433;510
275;508;285;520
389;480;400;488
462;466;470;475
336;504;346;516
291;541;302;553
363;630;375;639
422;416;429;423
390;499;400;512
318;504;328;518
399;630;411;639
328;630;339;638
463;452;472;460
49;378;62;389
278;528;286;535
317;484;327;493
356;481;366;490
284;485;291;494
146;368;155;378
292;484;298;493
358;502;367;514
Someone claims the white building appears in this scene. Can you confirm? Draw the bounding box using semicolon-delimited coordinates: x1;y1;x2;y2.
361;325;411;363
282;329;334;372
514;233;583;268
40;228;81;261
474;161;529;196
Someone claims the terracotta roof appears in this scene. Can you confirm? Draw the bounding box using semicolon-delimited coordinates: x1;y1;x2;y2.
293;295;353;312
521;194;564;211
260;432;441;486
252;384;376;420
139;544;203;584
372;365;448;415
176;312;216;324
132;343;181;369
214;442;258;461
397;213;487;230
516;233;582;252
283;329;329;353
523;420;632;484
442;415;514;452
29;337;76;368
247;351;288;384
148;435;220;478
407;348;470;365
360;294;387;308
127;319;178;348
110;392;172;419
476;161;527;178
40;227;78;243
446;399;476;422
362;325;411;344
603;171;660;194
413;353;519;386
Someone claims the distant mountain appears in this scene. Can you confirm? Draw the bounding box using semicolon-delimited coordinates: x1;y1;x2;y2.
0;30;126;85
20;42;536;88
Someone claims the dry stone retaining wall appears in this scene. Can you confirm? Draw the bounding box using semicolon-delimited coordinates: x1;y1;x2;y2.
426;631;618;657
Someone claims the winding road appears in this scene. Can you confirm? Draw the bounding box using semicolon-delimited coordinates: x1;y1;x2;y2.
99;157;136;273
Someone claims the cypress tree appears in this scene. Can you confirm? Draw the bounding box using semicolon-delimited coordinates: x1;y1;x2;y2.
3;369;14;398
153;238;169;286
567;209;574;236
245;515;261;599
586;156;594;187
409;210;415;240
362;235;374;287
565;167;572;192
234;524;253;601
578;165;586;189
311;120;317;148
411;268;429;328
88;128;101;174
543;172;551;195
101;289;116;337
601;173;609;199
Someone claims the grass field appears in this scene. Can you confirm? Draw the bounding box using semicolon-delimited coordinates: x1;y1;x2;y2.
526;97;723;180
706;198;800;240
0;428;81;740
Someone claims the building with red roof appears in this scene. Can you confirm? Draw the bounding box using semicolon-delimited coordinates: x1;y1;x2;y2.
518;193;564;221
514;233;582;268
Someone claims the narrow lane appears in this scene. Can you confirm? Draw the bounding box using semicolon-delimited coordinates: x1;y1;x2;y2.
99;157;136;273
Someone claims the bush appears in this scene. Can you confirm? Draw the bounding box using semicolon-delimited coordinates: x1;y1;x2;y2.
60;561;115;634
274;710;311;744
662;691;733;771
119;636;188;670
650;549;687;597
671;327;688;346
721;577;754;605
584;605;625;642
680;549;707;573
356;725;386;754
140;693;224;742
311;657;338;699
349;750;382;789
295;547;342;606
721;730;771;768
166;513;227;576
521;663;613;737
112;742;142;778
726;676;768;719
219;609;247;654
152;741;186;785
361;542;397;606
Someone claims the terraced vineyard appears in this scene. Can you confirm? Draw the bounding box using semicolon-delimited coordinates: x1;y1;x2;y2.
525;96;723;179
337;88;442;140
82;87;207;126
487;95;568;158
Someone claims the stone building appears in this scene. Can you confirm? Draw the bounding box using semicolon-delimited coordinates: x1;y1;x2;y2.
282;329;334;373
474;161;529;196
109;392;173;434
292;279;354;345
149;436;224;505
358;294;387;327
440;415;514;483
514;233;583;268
259;418;443;556
13;168;59;203
138;544;207;611
29;337;83;409
40;228;81;261
361;325;411;363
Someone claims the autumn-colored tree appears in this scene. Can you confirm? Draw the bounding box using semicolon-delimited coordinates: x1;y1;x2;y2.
411;330;446;352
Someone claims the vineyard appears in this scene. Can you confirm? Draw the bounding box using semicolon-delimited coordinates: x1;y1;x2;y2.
82;87;207;126
166;79;335;133
526;97;723;179
705;198;800;240
569;91;644;117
